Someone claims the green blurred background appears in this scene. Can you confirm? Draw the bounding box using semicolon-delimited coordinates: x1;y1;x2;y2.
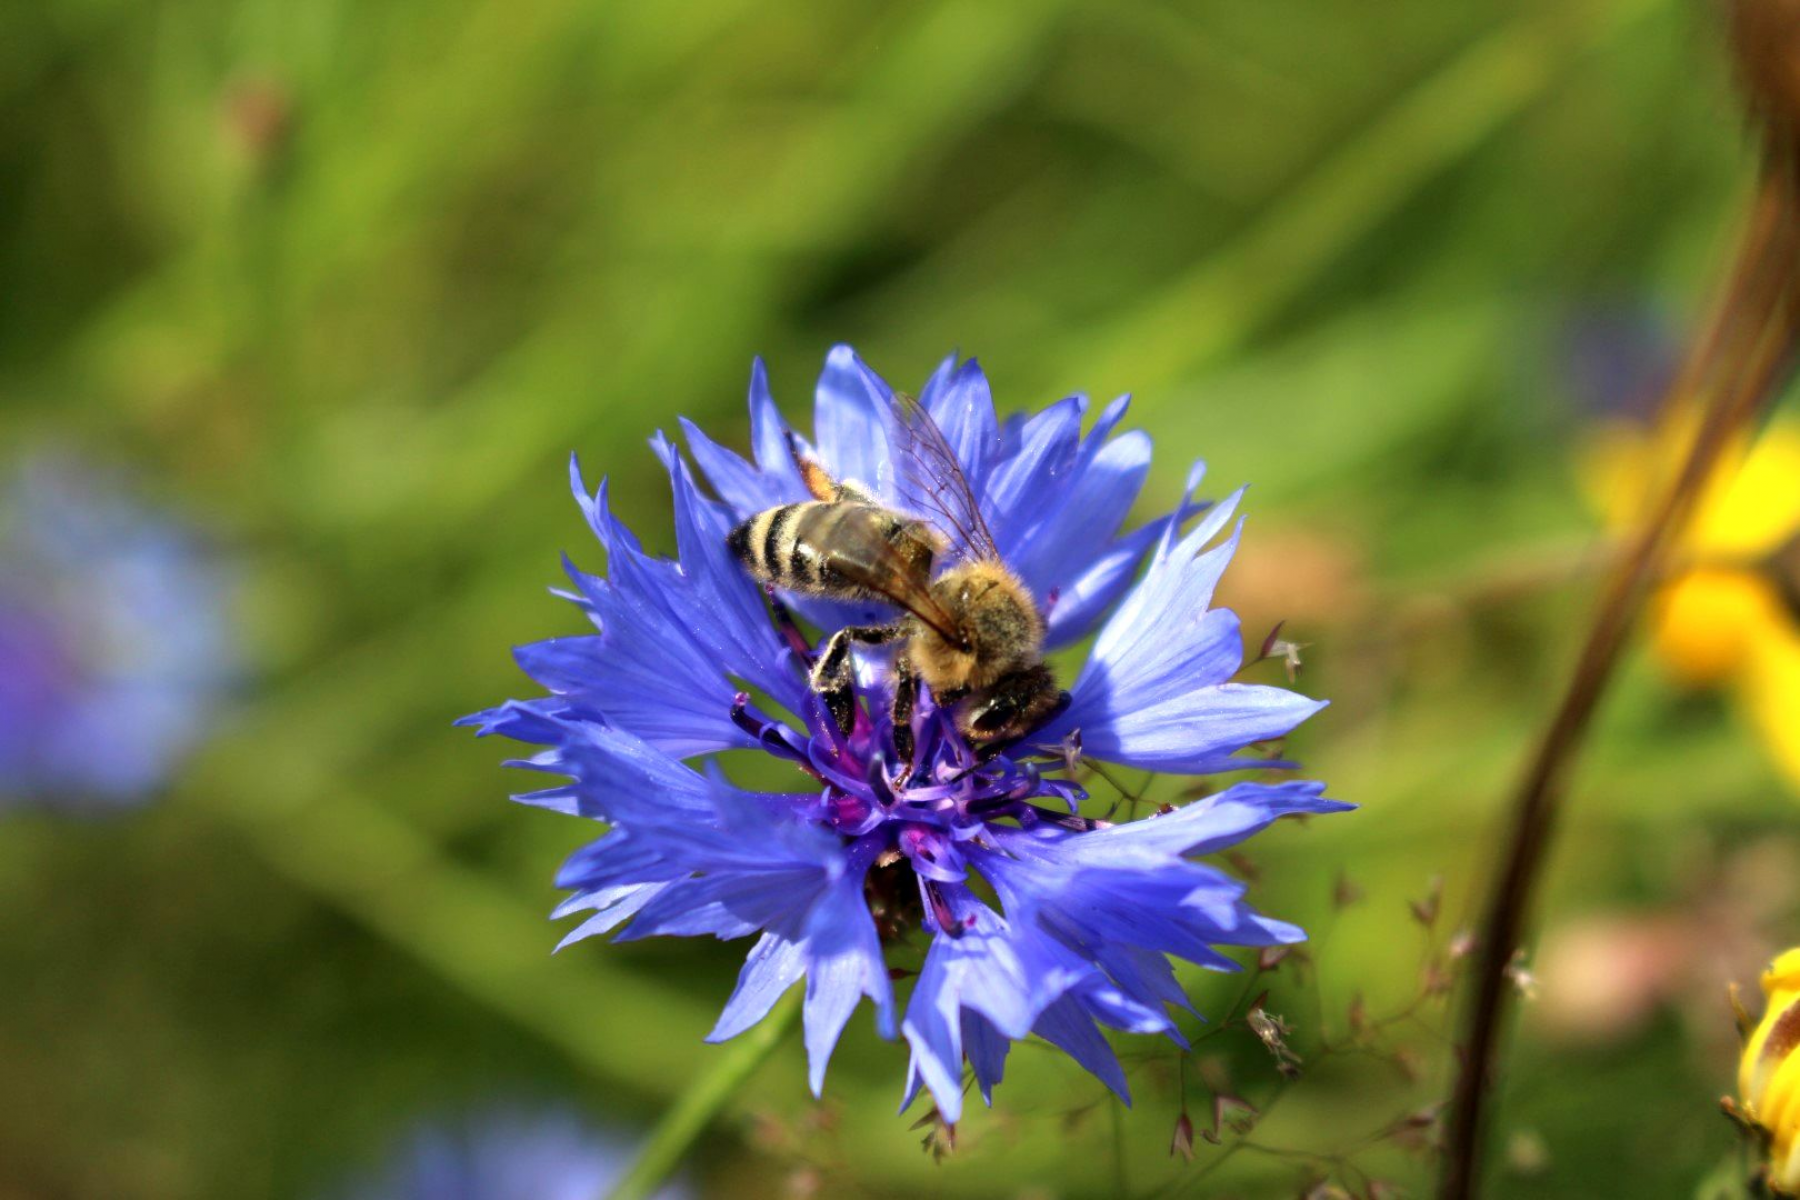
1;0;1790;1195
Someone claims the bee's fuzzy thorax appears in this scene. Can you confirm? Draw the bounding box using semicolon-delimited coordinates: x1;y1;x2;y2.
919;560;1045;691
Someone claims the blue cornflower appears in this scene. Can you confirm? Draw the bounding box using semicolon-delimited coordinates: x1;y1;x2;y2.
466;347;1348;1123
329;1108;688;1200
0;456;236;810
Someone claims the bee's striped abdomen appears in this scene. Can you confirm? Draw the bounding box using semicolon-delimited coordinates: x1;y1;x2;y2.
728;501;928;599
727;502;803;582
729;501;834;592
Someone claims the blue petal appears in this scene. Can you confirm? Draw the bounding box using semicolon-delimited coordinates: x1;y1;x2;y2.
1031;994;1131;1104
555;834;681;895
1039;519;1160;649
900;938;967;1122
1039;488;1328;771
1068;677;1326;775
1079;488;1244;676
512;454;816;759
748;357;807;497
709;932;807;1043
984;395;1083;544
899;886;1107;1122
802;840;895;1094
554;723;838;874
970;780;1348;1016
618;868;828;941
982;396;1167;647
1087;943;1196;1019
555;883;668;949
662;448;813;717
814;345;894;498
1008;428;1149;597
680;416;784;517
1086;780;1353;859
1073;972;1184;1038
458;697;588;769
963;1010;1010;1105
1042;457;1213;648
547;462;761;757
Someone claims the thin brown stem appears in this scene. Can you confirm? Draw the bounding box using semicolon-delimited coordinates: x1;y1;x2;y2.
1439;163;1800;1199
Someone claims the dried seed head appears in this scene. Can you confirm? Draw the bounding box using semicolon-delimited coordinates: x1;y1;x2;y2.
1393;1045;1425;1083
1170;1112;1196;1161
1391;1104;1446;1155
911;1109;957;1161
1202;1091;1260;1144
1255;620;1310;681
1409;875;1445;927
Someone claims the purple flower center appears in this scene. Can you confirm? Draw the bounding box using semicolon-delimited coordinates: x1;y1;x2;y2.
730;672;1098;939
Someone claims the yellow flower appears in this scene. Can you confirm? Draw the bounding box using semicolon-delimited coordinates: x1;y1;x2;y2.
1740;949;1800;1194
1583;415;1800;787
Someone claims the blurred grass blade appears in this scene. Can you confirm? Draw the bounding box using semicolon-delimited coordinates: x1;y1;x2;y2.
190;779;722;1092
1061;0;1672;392
605;990;802;1200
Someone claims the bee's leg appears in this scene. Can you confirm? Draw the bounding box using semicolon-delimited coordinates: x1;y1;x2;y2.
763;584;814;663
810;622;906;737
786;431;840;501
890;653;919;778
785;432;878;505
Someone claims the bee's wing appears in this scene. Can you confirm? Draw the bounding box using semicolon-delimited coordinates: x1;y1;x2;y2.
823;520;965;647
892;391;1002;563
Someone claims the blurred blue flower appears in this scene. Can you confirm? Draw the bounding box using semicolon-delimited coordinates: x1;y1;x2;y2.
1561;304;1678;422
331;1108;687;1200
0;457;235;810
466;347;1347;1123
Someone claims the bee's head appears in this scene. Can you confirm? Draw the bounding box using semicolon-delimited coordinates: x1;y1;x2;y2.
955;664;1062;745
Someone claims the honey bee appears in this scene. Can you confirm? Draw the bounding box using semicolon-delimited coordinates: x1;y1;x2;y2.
727;392;1063;769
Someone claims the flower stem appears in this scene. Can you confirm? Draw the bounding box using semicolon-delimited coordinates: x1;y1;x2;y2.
1439;161;1800;1196
1111;1095;1129;1197
606;990;803;1200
